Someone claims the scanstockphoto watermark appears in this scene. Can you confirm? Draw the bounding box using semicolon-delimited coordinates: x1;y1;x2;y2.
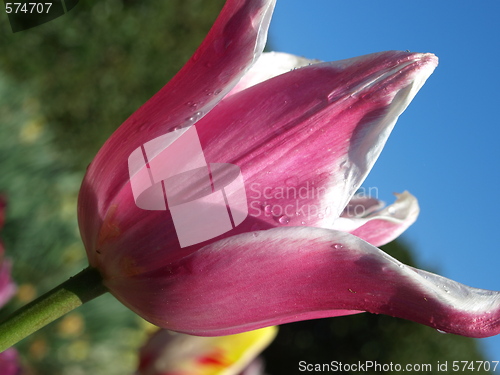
248;182;379;220
298;360;500;372
299;361;431;372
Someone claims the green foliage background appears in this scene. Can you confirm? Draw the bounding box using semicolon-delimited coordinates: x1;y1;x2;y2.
0;1;493;374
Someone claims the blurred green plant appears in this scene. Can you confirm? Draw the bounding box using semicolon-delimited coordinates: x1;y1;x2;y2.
0;71;150;375
0;0;226;170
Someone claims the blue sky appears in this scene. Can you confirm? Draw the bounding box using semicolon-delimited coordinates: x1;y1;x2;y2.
268;0;500;359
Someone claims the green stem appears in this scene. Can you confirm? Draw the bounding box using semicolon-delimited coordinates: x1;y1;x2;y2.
0;267;108;352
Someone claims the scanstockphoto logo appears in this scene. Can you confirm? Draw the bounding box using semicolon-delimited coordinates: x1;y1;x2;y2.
128;126;248;248
128;126;379;247
4;0;79;33
248;181;330;221
248;183;379;223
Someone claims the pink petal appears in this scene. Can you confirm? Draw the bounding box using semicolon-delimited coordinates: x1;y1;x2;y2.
0;259;16;309
107;227;500;338
78;0;276;264
226;52;321;97
0;195;6;229
188;51;437;231
0;348;21;375
0;197;15;309
331;191;419;247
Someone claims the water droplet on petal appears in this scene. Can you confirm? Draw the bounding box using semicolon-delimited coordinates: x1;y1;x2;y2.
252;232;259;237
170;125;183;132
278;215;290;225
398;264;405;269
436;329;448;334
263;204;272;214
331;243;343;250
327;91;338;102
186;111;204;124
214;88;222;95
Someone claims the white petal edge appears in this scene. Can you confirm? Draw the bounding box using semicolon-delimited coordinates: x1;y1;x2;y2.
227;51;321;97
331;191;419;232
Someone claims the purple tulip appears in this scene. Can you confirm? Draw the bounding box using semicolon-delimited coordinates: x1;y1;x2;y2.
78;0;500;338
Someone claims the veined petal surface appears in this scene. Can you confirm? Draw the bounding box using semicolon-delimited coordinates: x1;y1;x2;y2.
107;227;500;338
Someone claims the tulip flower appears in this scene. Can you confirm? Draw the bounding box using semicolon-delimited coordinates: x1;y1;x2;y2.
76;0;500;340
137;326;276;375
1;0;499;352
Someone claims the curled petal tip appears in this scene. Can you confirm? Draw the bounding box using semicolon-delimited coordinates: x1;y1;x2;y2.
333;191;419;247
417;52;439;66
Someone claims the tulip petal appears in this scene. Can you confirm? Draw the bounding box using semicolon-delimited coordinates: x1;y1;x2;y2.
0;196;5;229
331;191;419;247
197;51;438;230
226;52;321;97
0;197;15;309
0;348;21;375
107;227;500;338
0;259;16;309
78;0;276;261
137;326;277;375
